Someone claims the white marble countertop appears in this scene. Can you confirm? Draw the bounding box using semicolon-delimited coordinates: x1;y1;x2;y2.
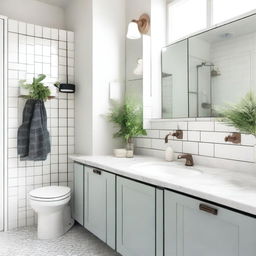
70;154;256;216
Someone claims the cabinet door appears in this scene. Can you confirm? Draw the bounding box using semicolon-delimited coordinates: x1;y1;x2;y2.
84;166;115;249
165;191;256;256
73;163;84;225
117;177;156;256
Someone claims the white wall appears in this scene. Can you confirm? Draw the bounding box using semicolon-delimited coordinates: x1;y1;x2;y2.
66;0;126;155
150;0;166;119
0;0;66;29
92;0;126;155
65;0;93;155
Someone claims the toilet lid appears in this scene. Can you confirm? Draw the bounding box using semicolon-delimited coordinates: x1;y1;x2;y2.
29;186;71;200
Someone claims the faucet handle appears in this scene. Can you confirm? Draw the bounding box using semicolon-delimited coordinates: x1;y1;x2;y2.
172;130;183;139
224;132;241;144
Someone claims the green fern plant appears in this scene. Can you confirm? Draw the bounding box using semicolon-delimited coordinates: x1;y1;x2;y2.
218;91;256;136
19;74;51;101
108;101;147;143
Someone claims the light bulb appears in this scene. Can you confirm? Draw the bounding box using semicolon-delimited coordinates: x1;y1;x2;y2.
127;21;141;39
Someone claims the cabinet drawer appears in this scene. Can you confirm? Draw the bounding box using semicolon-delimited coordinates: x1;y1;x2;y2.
165;191;256;256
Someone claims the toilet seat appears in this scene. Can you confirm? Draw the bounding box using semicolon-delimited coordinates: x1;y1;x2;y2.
29;186;71;202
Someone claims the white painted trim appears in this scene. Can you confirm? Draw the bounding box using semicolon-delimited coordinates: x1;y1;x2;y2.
166;3;256;45
1;16;8;232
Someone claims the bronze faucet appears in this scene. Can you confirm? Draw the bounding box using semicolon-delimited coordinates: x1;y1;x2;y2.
178;154;194;166
164;130;183;143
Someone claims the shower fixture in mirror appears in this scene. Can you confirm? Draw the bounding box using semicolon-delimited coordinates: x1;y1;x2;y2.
162;13;256;118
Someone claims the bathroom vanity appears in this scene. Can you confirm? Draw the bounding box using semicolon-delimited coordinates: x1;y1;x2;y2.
71;155;256;256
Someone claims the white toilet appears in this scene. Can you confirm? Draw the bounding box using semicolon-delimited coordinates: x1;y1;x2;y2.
29;186;74;240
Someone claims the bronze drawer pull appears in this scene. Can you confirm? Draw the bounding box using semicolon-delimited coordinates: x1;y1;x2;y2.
93;169;102;175
199;204;218;215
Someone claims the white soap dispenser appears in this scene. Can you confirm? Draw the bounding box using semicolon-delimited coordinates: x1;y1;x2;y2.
164;132;174;162
165;146;174;162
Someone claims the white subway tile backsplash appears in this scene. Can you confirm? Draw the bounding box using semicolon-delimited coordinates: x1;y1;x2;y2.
135;138;151;148
183;141;198;155
35;25;42;37
67;31;74;42
215;122;238;132
241;134;256;146
27;24;35;36
199;143;214;157
145;130;160;138
201;132;229;144
215;144;254;162
43;27;51;39
188;121;214;131
8;20;18;33
187;131;200;141
151;138;183;153
59;30;67;41
134;119;255;171
151;120;187;130
51;29;59;40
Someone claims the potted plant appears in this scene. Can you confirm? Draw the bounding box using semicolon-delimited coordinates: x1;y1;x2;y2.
19;74;51;101
108;101;147;158
218;91;256;161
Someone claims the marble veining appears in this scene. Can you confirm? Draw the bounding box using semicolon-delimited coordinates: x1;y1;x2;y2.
70;155;256;216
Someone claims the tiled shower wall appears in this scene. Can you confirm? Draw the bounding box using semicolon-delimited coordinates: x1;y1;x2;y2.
135;119;256;172
7;20;75;230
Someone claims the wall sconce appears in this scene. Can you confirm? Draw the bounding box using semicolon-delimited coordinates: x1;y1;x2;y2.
127;14;150;39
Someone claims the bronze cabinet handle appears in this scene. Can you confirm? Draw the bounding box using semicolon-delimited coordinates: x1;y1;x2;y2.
199;204;218;215
93;169;102;175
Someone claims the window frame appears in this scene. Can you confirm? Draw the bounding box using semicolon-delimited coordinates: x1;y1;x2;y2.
167;0;256;44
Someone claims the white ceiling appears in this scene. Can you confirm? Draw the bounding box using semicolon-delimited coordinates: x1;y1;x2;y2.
35;0;69;8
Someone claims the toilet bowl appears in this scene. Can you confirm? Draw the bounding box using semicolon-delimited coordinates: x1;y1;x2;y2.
29;186;74;240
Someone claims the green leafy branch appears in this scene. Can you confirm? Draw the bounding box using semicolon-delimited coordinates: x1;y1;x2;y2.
19;74;51;101
108;100;147;142
218;91;256;136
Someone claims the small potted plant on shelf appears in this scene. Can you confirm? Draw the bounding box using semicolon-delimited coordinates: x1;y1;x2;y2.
19;74;52;101
218;91;256;162
108;100;147;158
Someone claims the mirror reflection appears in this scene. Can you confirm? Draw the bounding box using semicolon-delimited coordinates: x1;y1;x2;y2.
162;39;188;118
162;14;256;118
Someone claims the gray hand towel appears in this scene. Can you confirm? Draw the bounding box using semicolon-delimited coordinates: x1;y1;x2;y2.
17;99;51;161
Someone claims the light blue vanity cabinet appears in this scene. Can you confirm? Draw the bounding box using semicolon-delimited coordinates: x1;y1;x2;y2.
73;163;84;225
116;177;162;256
83;166;116;249
165;191;256;256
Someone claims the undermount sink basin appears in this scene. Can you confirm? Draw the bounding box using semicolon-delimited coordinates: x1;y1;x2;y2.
130;161;202;178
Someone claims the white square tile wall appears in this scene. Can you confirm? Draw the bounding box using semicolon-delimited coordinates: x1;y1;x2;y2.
134;119;256;172
7;20;75;230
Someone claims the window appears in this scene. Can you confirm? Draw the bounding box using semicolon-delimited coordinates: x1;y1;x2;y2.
212;0;256;24
167;0;207;42
167;0;256;43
